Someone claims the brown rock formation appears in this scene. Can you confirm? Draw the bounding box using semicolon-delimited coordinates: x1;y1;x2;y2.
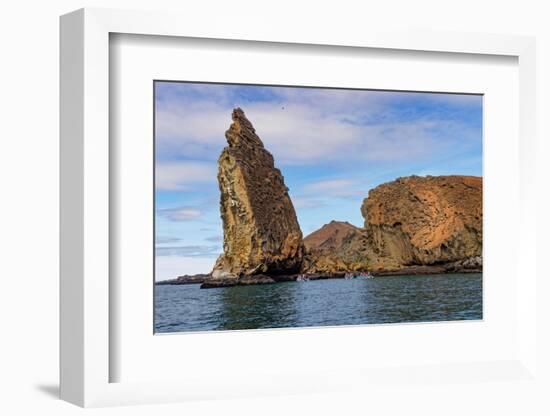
302;221;370;273
211;108;304;279
361;175;482;271
156;273;210;285
201;275;276;289
303;220;360;251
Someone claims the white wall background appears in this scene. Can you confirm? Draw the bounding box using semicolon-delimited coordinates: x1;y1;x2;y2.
0;1;548;415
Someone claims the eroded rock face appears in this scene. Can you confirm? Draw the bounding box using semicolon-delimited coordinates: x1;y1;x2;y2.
211;108;304;278
302;221;369;273
361;175;482;271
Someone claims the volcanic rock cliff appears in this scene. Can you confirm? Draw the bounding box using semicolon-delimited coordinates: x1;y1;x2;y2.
361;175;482;271
211;108;304;279
302;221;369;273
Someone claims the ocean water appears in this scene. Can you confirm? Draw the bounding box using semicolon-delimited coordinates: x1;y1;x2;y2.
154;273;482;333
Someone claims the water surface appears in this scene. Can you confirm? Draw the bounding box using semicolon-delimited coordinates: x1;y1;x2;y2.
155;273;482;333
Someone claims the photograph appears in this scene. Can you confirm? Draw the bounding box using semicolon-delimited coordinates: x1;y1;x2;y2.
154;81;483;333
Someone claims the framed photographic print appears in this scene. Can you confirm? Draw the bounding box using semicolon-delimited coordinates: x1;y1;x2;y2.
60;8;538;408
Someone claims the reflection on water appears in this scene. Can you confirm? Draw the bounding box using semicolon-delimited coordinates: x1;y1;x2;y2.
217;283;298;330
155;273;482;333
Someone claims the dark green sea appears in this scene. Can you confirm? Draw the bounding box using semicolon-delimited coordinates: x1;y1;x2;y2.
154;273;482;333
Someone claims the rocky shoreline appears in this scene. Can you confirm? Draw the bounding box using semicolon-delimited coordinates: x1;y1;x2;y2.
155;273;210;286
156;256;482;288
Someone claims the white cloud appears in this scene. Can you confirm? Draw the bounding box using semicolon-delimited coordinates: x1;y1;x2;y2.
155;236;182;244
244;104;361;163
423;93;482;107
154;84;481;167
158;207;202;221
303;179;365;198
292;196;326;209
155;256;216;281
155;245;220;257
156;103;230;147
156;161;217;191
155;101;363;164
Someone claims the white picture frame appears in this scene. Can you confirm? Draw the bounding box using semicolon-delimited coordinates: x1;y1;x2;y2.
60;7;538;408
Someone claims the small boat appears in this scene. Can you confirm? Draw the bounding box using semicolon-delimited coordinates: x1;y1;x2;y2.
296;274;310;282
355;272;374;280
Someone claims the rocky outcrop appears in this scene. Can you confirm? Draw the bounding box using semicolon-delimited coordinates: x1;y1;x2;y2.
211;108;304;280
361;175;482;271
201;275;276;289
289;176;482;275
444;255;482;273
156;273;209;285
302;221;370;273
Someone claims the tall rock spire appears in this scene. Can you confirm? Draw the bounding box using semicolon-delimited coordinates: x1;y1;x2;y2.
211;108;304;278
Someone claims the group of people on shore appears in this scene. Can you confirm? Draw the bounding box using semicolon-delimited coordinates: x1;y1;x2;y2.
344;271;373;279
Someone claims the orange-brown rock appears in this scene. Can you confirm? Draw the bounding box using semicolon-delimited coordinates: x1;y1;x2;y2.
211;108;304;279
302;221;370;273
361;175;482;271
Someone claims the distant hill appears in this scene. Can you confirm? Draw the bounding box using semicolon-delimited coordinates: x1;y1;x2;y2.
302;221;370;273
304;220;360;251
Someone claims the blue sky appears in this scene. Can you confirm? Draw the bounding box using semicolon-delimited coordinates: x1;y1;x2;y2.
155;82;482;280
